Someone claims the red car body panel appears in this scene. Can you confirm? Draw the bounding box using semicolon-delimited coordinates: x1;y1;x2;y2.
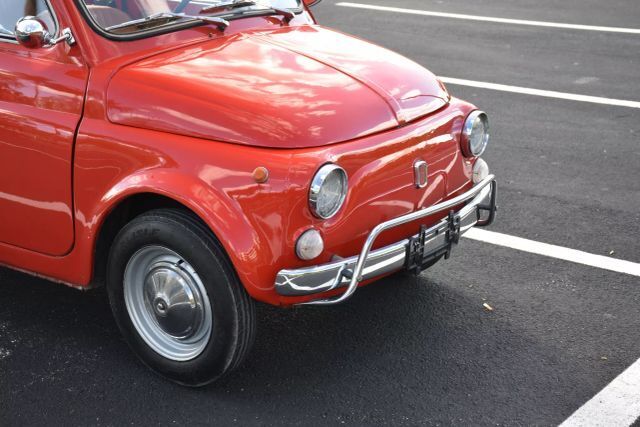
0;0;478;306
0;28;88;255
106;30;399;149
106;26;448;148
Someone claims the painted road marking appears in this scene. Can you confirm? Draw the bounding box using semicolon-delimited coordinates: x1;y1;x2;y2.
438;77;640;109
463;229;640;277
335;3;640;34
559;357;640;427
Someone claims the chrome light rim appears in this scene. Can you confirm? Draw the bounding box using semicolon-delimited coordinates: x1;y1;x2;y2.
461;110;490;157
309;164;348;219
123;245;213;362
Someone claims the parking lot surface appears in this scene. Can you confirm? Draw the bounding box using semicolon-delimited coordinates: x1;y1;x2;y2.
1;1;639;425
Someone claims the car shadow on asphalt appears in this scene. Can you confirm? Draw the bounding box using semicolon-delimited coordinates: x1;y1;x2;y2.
0;265;586;424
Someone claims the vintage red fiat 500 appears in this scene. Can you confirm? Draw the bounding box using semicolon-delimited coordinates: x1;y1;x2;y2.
0;0;496;385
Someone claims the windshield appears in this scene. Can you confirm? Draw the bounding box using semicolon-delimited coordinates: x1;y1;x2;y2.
78;0;301;35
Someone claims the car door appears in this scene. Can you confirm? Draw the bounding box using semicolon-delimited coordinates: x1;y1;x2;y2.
0;0;88;256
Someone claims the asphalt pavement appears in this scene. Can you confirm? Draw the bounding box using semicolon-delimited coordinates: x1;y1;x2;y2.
1;0;639;425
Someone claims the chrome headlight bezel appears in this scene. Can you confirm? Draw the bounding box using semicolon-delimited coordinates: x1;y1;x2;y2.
309;164;348;219
461;111;490;157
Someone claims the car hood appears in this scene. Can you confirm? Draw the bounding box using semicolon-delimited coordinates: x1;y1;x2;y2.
107;26;449;148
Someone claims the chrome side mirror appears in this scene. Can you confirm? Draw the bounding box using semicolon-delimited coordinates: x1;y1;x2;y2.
15;16;48;48
15;16;75;49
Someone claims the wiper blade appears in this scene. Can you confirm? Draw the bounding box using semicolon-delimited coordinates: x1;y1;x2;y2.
199;0;256;14
200;0;295;23
107;11;229;32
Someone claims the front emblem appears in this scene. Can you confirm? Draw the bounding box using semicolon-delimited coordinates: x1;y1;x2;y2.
414;160;428;188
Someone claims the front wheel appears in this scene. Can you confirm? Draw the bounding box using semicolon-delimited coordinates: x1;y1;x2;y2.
106;209;255;386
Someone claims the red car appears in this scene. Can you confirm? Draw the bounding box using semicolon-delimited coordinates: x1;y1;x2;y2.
0;0;496;385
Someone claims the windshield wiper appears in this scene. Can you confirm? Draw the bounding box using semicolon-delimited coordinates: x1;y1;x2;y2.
107;11;229;32
199;0;256;14
200;0;295;23
0;25;13;36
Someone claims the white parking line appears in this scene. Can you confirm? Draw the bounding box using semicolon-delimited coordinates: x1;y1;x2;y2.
335;2;640;34
464;231;640;426
559;358;640;427
438;77;640;109
463;229;640;277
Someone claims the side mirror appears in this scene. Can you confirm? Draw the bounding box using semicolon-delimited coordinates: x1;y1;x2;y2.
15;16;49;48
303;0;322;7
15;16;75;49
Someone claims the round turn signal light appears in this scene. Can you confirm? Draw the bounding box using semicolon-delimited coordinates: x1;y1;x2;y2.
253;167;269;183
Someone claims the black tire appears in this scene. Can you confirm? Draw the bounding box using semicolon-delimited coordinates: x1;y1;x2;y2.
106;208;255;386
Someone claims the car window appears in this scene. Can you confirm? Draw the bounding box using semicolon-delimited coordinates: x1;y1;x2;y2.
0;0;56;39
78;0;301;36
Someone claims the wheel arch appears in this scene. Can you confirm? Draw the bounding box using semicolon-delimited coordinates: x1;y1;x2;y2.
87;172;260;294
92;192;187;287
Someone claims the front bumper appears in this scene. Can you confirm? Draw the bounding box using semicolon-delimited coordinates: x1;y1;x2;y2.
274;175;497;305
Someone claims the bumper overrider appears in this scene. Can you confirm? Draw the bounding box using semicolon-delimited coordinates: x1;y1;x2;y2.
275;175;497;305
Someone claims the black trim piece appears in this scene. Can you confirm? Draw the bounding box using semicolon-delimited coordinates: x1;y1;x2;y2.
476;180;498;227
73;0;304;42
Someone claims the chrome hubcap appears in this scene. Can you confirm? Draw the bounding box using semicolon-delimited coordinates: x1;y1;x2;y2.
124;246;212;361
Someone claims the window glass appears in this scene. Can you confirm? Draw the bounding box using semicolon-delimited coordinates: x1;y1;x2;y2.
76;0;301;36
0;0;55;38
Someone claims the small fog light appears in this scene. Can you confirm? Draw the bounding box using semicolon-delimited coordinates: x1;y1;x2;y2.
473;158;489;184
296;229;324;260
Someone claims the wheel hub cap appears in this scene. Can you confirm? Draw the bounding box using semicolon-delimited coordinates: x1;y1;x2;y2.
144;263;204;338
124;246;213;361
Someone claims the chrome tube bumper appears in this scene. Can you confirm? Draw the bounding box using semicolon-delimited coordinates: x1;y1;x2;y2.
275;175;497;305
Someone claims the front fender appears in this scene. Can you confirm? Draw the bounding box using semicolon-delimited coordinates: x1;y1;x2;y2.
103;170;263;282
74;119;296;303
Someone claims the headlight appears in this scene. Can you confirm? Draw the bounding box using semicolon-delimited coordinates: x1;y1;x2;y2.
309;164;348;219
461;111;490;157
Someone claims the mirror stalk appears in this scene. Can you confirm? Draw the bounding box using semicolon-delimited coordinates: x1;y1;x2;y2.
15;16;75;49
